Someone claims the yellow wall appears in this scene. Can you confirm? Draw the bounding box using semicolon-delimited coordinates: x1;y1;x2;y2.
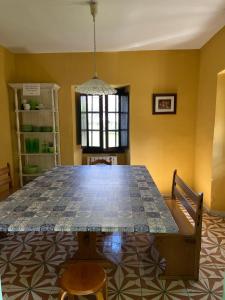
194;26;225;211
211;73;225;211
14;50;199;193
0;46;15;175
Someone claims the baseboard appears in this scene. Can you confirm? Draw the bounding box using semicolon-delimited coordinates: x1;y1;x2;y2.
161;193;170;200
205;207;225;218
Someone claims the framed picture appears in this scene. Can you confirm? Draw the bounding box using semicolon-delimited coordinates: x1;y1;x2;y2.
152;93;177;114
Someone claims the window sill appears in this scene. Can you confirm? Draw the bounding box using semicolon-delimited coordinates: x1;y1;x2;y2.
82;148;128;154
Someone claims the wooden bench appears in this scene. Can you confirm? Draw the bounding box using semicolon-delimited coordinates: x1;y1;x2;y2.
154;170;203;280
0;163;13;238
0;163;13;201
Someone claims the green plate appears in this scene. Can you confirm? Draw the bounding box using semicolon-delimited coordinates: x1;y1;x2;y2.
23;165;39;174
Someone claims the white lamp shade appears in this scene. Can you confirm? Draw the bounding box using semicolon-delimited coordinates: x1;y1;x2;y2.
76;77;116;95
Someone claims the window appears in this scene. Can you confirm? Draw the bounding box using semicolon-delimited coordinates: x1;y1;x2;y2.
78;90;129;152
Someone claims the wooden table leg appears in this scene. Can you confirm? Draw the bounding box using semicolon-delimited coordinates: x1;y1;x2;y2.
71;232;115;268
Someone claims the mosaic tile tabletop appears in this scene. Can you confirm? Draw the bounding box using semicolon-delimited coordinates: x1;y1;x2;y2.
0;165;178;233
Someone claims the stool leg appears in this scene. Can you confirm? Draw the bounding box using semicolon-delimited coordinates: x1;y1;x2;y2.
96;291;104;300
104;280;108;300
104;278;108;300
59;290;68;300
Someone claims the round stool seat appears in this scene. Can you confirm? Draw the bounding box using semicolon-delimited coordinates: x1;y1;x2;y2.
59;262;106;296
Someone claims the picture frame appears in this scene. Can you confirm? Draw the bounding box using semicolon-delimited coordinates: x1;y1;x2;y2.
152;93;177;114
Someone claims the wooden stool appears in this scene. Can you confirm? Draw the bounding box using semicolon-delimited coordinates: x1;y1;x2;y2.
59;262;107;300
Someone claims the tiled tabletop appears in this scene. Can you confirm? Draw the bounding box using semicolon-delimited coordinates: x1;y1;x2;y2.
0;165;178;233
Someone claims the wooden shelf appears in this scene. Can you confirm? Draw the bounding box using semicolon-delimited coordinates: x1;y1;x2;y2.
9;83;60;90
20;153;59;156
22;173;43;177
15;109;58;112
10;82;61;187
17;131;59;134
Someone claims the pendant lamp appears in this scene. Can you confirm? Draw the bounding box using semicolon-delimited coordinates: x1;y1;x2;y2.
76;0;116;95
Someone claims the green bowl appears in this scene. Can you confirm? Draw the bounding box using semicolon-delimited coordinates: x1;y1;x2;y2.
21;124;33;132
28;99;39;110
32;126;41;132
23;165;39;174
48;146;55;153
41;126;53;132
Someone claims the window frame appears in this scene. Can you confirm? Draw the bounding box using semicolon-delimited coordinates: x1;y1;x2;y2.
78;92;129;153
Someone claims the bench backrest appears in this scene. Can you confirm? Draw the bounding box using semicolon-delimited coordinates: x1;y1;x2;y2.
171;169;203;236
90;159;112;165
0;163;13;196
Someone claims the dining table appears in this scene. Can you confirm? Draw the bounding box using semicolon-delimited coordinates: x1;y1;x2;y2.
0;165;178;266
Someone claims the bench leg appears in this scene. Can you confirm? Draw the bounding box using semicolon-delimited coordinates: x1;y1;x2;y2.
104;280;108;300
154;235;198;280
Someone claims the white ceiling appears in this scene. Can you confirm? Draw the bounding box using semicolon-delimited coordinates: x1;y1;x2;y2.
0;0;225;53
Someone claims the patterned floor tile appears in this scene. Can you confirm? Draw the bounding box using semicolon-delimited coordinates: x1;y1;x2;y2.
199;263;221;279
210;254;225;265
203;226;225;238
108;266;142;300
0;211;225;299
203;213;224;226
202;235;225;257
105;252;140;270
185;278;223;300
3;270;59;300
139;252;165;280
22;249;67;274
141;279;189;299
199;253;213;265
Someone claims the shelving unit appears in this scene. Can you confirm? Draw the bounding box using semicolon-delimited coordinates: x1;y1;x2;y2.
9;83;61;186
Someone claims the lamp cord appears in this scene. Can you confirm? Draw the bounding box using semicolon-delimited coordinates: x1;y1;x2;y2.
93;14;97;78
91;1;97;78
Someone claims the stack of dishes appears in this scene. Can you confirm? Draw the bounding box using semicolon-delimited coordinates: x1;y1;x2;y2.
41;126;53;132
32;126;41;132
21;124;33;132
